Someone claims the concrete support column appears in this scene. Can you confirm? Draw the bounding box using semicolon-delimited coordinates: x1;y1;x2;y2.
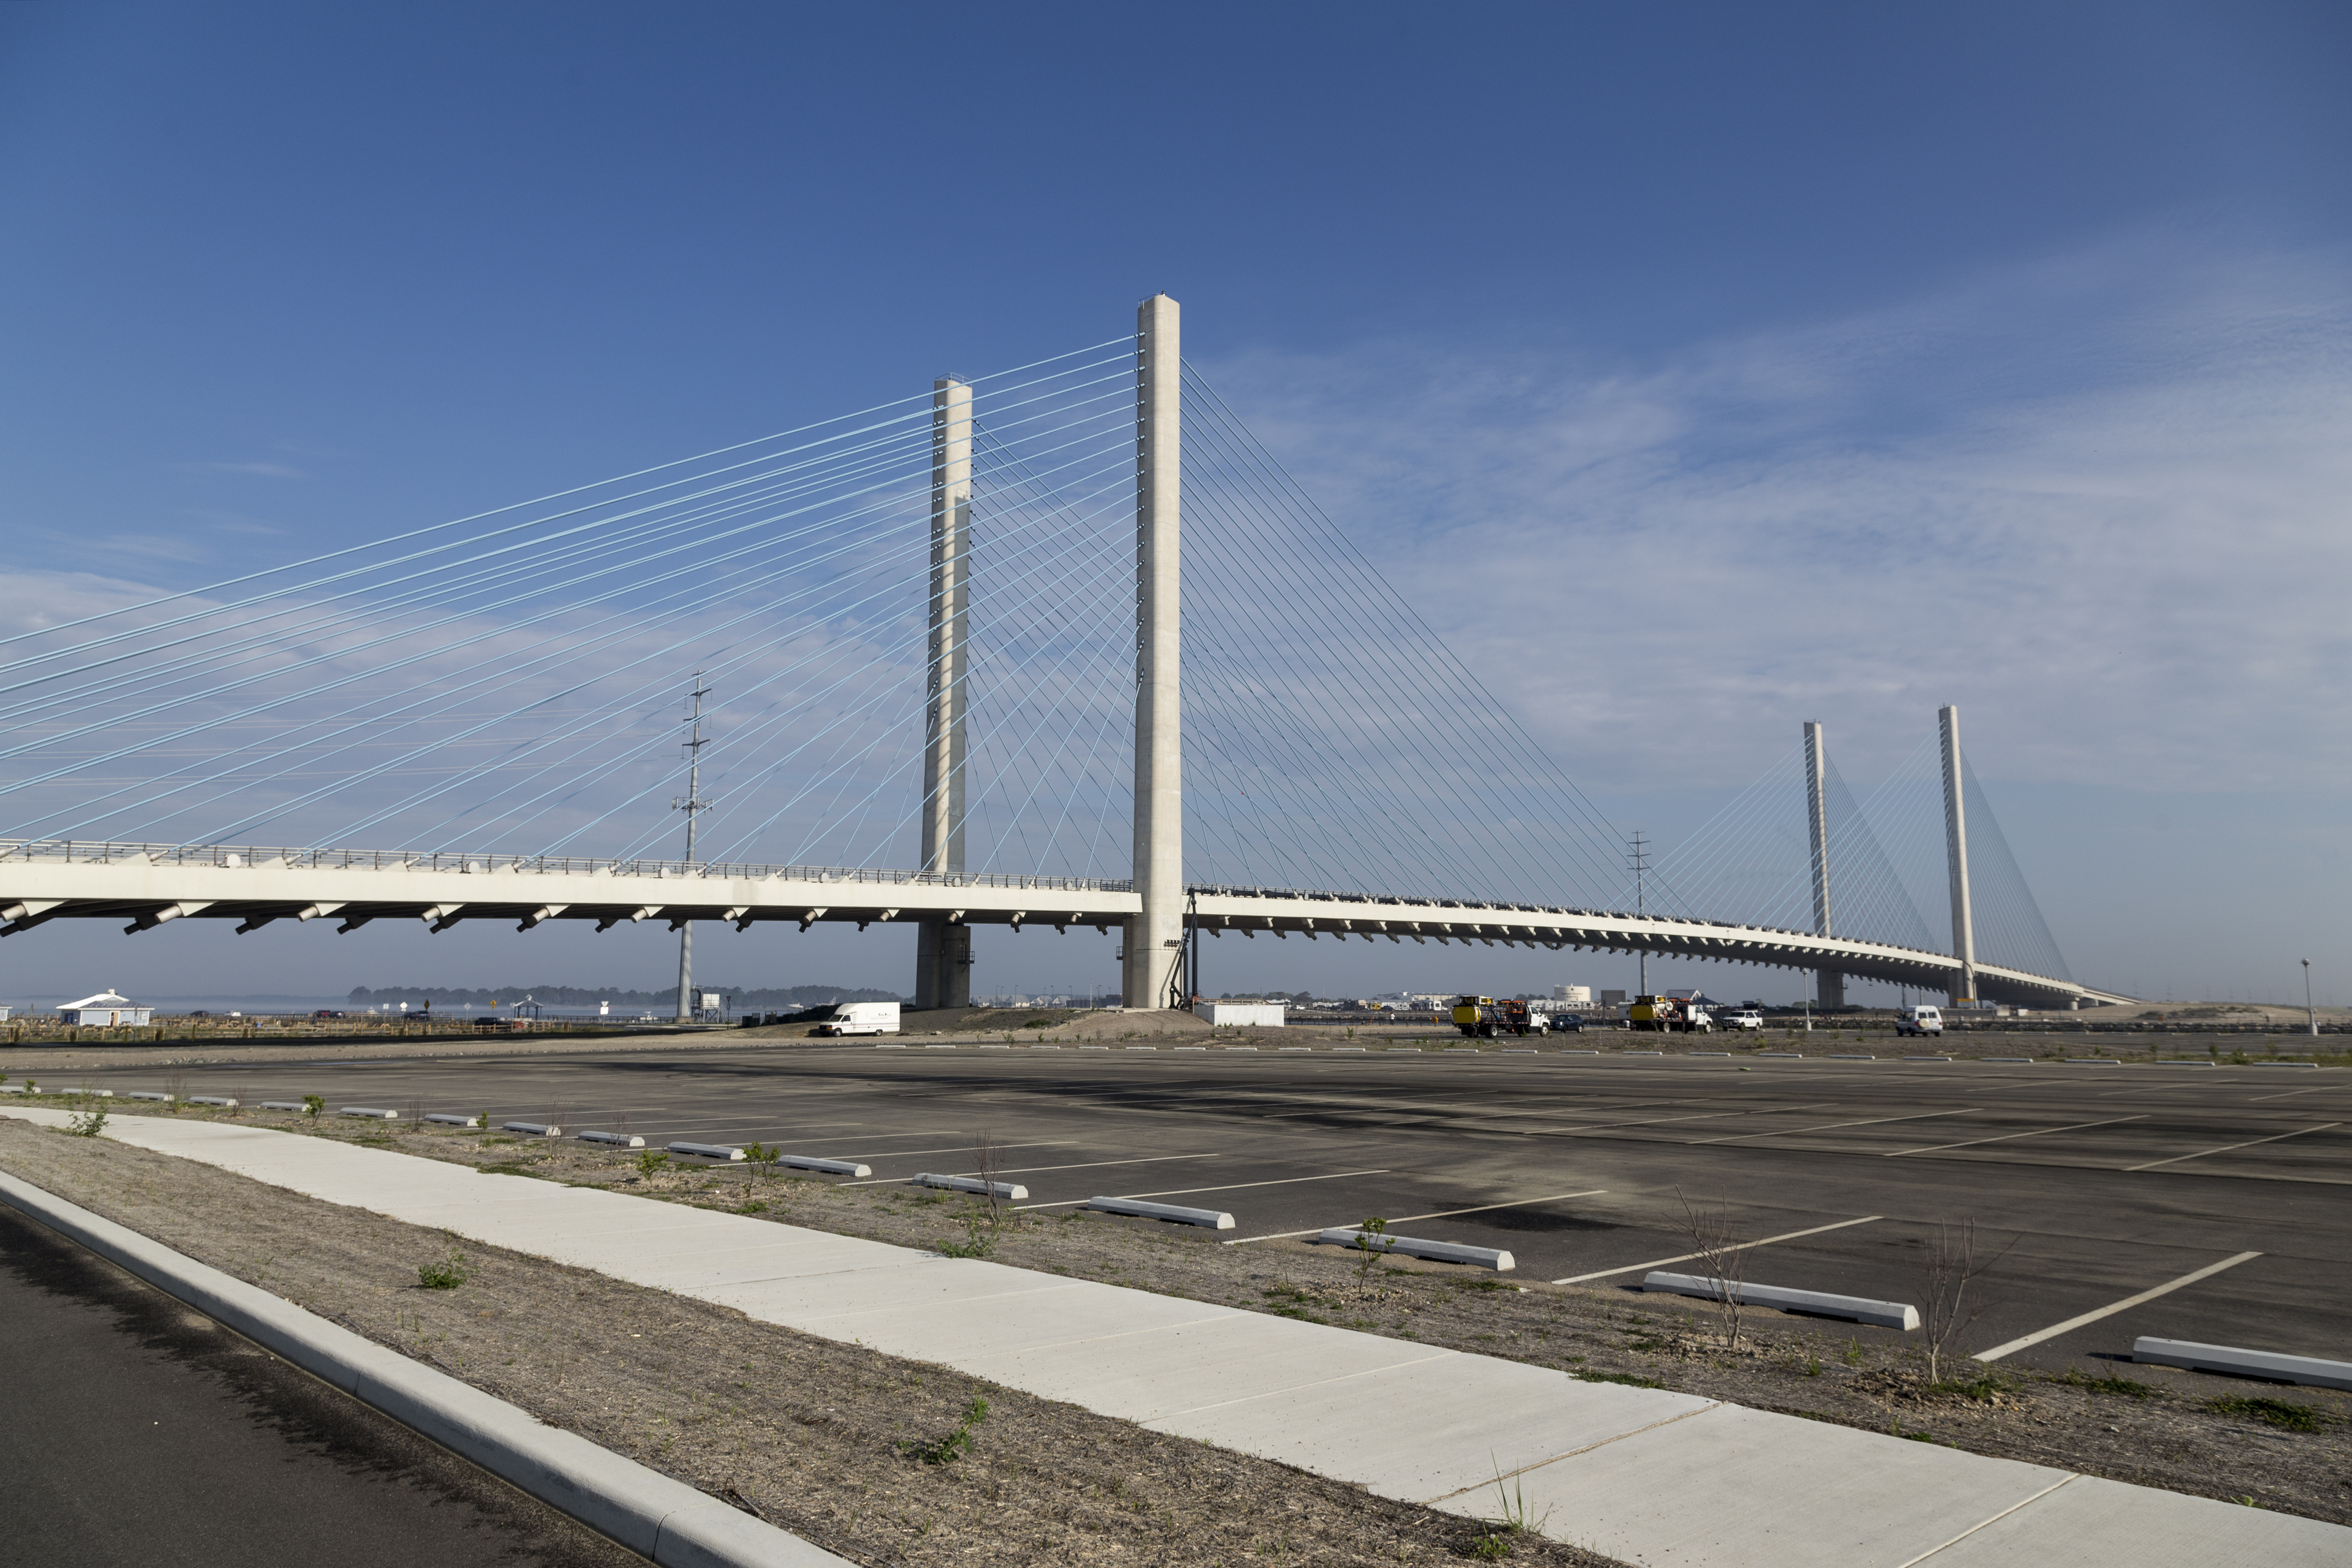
915;378;972;1010
1124;294;1184;1009
1803;720;1842;1010
1939;704;1977;1006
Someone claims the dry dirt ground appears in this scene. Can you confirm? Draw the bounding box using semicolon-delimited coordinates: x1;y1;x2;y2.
9;1099;2349;1535
0;1114;1618;1568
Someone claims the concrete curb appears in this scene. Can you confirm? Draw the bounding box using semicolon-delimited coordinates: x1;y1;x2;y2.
1087;1196;1234;1229
912;1173;1027;1200
778;1155;870;1177
1642;1271;1920;1330
0;1166;854;1567
2132;1336;2352;1391
1313;1229;1514;1271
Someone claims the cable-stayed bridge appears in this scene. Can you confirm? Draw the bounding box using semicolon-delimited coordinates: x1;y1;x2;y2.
0;296;2127;1014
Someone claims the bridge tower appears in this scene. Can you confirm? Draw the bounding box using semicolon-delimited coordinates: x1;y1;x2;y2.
1125;293;1185;1009
914;377;974;1010
1802;721;1844;1010
1939;704;1977;1006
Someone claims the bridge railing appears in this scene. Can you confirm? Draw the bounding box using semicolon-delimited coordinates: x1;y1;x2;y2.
0;839;1131;894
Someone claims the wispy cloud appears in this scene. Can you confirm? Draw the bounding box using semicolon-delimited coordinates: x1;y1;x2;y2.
1200;238;2352;797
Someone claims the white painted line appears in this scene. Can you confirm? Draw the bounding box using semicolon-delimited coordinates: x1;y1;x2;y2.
1973;1252;2264;1362
1222;1188;1610;1246
1553;1100;1833;1135
1887;1113;2149;1158
808;1139;1075;1161
2125;1123;2341;1172
1684;1107;1980;1146
2250;1085;2349;1101
1015;1168;1392;1211
1550;1215;1884;1285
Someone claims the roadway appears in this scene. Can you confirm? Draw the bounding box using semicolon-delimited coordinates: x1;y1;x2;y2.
44;1042;2351;1374
0;1200;646;1567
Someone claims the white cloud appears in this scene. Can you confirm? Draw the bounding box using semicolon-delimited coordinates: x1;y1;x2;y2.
1201;238;2352;797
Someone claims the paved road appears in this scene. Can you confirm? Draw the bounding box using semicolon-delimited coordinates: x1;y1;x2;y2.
0;1203;646;1568
55;1041;2352;1374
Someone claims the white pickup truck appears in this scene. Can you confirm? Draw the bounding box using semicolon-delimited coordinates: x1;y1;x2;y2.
1726;1009;1766;1030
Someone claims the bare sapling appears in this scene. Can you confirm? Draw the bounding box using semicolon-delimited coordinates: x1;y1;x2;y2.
1675;1189;1750;1351
1919;1218;2015;1382
1351;1217;1396;1296
970;1129;1005;1236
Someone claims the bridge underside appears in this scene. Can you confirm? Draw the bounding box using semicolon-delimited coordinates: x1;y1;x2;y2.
0;846;2127;1011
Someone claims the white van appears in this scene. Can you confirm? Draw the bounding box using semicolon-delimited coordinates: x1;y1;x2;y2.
813;1001;901;1036
1896;1004;1943;1037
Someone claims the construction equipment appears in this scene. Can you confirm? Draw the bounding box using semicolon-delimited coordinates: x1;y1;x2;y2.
1629;994;1713;1033
1450;996;1552;1039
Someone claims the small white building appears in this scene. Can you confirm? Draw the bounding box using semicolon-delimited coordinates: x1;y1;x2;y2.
59;990;153;1027
1198;1002;1286;1028
1552;985;1592;1004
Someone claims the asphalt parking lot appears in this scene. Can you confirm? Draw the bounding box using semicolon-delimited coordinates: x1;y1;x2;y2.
45;1041;2352;1375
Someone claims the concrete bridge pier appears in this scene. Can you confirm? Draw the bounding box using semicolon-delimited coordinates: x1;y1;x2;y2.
915;376;974;1010
1124;293;1185;1010
1803;721;1844;1010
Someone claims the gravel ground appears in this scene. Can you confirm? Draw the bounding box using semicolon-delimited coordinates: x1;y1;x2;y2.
12;1098;2349;1531
0;1113;1621;1567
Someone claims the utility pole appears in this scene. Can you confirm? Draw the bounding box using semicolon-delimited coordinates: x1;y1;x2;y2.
2305;958;2319;1038
1628;831;1651;997
673;673;711;1024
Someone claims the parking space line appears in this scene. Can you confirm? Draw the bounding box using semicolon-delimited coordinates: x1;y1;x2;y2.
1549;1216;1883;1285
2249;1086;2350;1102
1014;1168;1392;1211
1685;1108;1980;1145
812;1139;1076;1162
837;1152;1217;1186
1886;1114;2148;1157
2124;1123;2341;1172
1221;1188;1610;1246
1972;1251;2264;1362
1552;1101;1833;1135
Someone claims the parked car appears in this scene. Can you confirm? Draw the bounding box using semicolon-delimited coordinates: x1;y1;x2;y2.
311;1009;347;1019
1896;1004;1944;1037
1726;1009;1766;1030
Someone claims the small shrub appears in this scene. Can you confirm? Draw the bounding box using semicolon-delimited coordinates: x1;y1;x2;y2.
417;1249;469;1289
898;1395;989;1464
937;1216;998;1259
739;1199;770;1214
302;1095;325;1118
632;1148;670;1178
2206;1396;2324;1432
67;1099;109;1138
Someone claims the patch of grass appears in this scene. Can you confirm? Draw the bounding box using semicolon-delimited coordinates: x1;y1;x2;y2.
1451;1278;1515;1293
897;1395;989;1464
1842;1338;1864;1367
936;1215;997;1259
738;1199;770;1214
2206;1396;2324;1432
416;1249;469;1289
1575;1370;1665;1389
2053;1369;2163;1399
1928;1370;2019;1403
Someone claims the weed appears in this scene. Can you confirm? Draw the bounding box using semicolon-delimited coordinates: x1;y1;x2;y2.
2206;1396;2323;1432
1468;1533;1512;1559
1482;1451;1553;1537
2053;1369;2162;1399
635;1149;671;1178
739;1199;770;1215
1843;1339;1864;1367
937;1215;997;1259
1575;1371;1665;1389
302;1094;325;1118
742;1142;778;1186
417;1249;469;1289
1452;1278;1514;1293
1350;1216;1396;1292
1927;1369;2018;1403
1803;1357;1822;1377
898;1395;989;1464
67;1096;109;1138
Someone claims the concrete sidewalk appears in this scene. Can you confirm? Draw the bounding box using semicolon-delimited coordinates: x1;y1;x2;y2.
8;1108;2342;1568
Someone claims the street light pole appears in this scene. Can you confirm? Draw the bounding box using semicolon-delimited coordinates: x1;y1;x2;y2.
2305;958;2318;1038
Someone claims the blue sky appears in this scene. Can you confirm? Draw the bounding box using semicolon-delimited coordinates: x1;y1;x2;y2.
2;2;2346;1007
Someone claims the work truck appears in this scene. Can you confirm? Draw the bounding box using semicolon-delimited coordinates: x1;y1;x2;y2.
1450;996;1553;1038
1629;994;1714;1033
